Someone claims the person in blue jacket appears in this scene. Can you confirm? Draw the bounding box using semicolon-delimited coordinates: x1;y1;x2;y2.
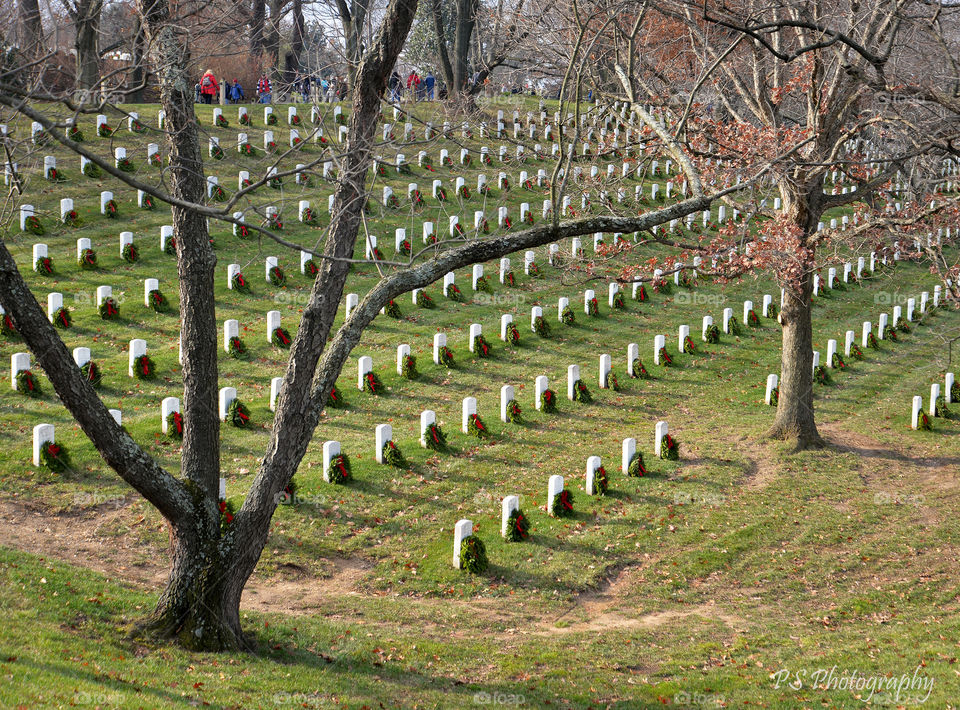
228;79;245;104
424;72;436;100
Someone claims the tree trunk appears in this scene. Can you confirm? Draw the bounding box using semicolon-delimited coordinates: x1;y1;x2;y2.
18;0;44;58
222;0;420;621
768;261;824;449
128;15;147;103
136;0;237;648
767;185;825;450
250;0;265;55
290;0;305;72
74;0;102;91
264;0;284;82
451;0;476;92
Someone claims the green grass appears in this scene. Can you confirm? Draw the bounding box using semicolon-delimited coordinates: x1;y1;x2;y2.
0;99;958;707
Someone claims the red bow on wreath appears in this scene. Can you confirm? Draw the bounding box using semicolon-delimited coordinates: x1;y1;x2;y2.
430;426;440;443
665;435;674;448
218;500;233;524
275;329;290;345
337;461;348;479
559;491;573;510
173;412;183;434
106;301;117;316
47;444;61;457
365;372;376;392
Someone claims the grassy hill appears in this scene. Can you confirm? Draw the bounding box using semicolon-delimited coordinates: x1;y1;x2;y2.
0;98;957;708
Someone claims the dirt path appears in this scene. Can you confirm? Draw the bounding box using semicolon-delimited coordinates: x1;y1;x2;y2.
538;562;747;635
0;499;373;614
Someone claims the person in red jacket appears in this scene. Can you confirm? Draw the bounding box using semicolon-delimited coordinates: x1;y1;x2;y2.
199;69;218;104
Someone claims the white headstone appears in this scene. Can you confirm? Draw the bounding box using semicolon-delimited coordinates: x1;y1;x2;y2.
911;395;924;430
419;410;436;448
11;352;30;389
223;319;239;352
433;333;446;364
654;421;669;457
930;384;941;417
535;375;549;410
469;323;482;351
453;519;473;568
500;385;515;423
567;364;580;400
702;316;714;342
270;377;283;411
218;387;237;420
765;374;779;405
547;475;564;516
128;339;147;377
599;354;611;388
461;397;477;433
322;440;342;482
265;309;285;344
653;334;666;365
501;496;520;537
32;424;55;467
396;344;410;375
375;424;393;463
357;355;372;390
144;278;159;306
585;456;603;495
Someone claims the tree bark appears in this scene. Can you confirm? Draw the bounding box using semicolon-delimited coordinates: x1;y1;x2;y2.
136;0;237;649
768;260;824;449
18;0;45;58
336;0;370;95
767;185;825;450
250;0;265;55
74;0;103;91
223;0;420;622
128;14;147;103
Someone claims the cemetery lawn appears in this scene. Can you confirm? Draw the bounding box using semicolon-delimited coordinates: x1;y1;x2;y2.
0;102;958;707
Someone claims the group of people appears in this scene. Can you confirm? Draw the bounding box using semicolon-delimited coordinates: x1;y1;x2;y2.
388;70;438;102
196;70;246;104
194;70;345;105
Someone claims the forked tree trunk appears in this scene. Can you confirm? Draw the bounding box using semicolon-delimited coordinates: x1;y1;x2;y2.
134;0;419;650
136;0;240;649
